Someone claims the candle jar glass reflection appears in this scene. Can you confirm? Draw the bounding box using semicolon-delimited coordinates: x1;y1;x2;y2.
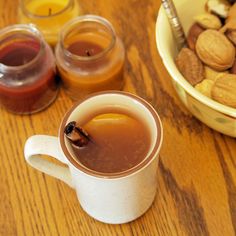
55;15;125;100
18;0;79;46
0;24;58;114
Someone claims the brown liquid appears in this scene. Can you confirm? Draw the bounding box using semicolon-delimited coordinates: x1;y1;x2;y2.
71;113;150;173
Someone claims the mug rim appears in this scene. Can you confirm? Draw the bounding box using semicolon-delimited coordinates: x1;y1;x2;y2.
59;91;163;179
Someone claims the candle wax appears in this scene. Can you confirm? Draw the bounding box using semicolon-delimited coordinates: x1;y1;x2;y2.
0;40;39;66
64;32;111;54
19;0;79;46
57;31;124;99
67;41;103;57
29;2;68;16
0;40;57;114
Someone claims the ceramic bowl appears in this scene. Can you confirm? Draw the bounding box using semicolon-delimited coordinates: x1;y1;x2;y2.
156;0;236;137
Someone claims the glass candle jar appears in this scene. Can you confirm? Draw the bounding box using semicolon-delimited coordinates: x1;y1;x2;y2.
18;0;80;46
55;15;125;100
0;24;58;114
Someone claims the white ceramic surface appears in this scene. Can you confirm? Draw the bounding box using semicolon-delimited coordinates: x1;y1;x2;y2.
24;92;163;224
156;0;236;137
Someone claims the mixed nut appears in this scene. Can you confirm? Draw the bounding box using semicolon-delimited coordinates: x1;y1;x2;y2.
175;0;236;108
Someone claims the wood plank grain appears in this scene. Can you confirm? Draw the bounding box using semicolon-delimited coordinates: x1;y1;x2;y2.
0;0;236;236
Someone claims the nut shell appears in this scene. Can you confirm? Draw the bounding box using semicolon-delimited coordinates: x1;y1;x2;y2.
204;66;229;81
226;29;236;45
194;13;222;29
230;58;236;73
211;73;236;108
207;0;231;18
187;23;205;50
176;47;205;86
227;2;236;22
220;19;236;33
195;79;214;97
196;29;235;71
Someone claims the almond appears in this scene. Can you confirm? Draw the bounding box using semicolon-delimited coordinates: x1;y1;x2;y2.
176;47;204;86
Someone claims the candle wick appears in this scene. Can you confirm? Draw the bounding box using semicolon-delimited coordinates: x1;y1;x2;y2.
48;8;52;16
85;50;91;57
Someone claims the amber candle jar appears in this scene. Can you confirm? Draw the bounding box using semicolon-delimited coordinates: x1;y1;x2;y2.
18;0;80;46
55;15;125;100
0;24;58;114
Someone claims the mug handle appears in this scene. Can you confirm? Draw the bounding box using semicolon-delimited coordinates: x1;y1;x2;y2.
24;135;74;188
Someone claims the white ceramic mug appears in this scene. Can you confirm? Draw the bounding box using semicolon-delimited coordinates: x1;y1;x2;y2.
24;91;163;224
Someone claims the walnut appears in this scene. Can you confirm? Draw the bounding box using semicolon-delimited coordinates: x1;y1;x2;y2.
196;29;235;71
211;74;236;108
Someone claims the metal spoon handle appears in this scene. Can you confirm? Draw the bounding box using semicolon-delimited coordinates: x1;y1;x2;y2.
161;0;187;50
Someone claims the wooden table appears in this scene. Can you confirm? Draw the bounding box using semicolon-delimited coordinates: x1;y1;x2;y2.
1;1;236;235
